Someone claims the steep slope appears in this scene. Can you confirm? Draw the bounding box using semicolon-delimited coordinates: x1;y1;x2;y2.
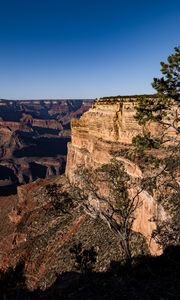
66;96;173;255
0;95;178;292
0;176;136;290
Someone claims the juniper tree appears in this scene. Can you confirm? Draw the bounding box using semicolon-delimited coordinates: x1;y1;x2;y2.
74;160;142;262
133;47;180;250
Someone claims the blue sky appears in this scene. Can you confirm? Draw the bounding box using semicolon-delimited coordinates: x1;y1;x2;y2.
0;0;179;99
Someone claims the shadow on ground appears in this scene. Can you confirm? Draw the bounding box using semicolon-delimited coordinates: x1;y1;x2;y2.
0;245;180;300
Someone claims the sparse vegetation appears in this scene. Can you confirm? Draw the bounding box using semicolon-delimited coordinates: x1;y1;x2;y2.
133;47;180;251
45;183;75;214
74;160;144;263
132;133;161;151
1;246;179;299
69;243;97;273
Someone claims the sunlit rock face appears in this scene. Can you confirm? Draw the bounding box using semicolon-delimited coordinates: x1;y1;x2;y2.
66;96;161;181
66;96;168;255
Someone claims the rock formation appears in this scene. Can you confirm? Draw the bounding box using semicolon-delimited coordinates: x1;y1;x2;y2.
66;96;173;255
0;99;92;194
66;96;168;180
0;177;134;290
0;95;178;292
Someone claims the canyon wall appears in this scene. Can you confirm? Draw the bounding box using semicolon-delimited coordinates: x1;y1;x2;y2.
0;95;177;291
66;96;162;179
66;96;167;255
0;99;92;195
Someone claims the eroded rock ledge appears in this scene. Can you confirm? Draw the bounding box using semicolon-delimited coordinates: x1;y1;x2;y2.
66;96;161;179
66;96;168;255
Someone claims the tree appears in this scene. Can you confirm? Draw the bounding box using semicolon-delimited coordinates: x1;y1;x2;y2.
134;46;179;139
72;47;179;260
74;160;143;262
45;183;75;214
133;46;180;250
152;46;180;102
69;243;97;273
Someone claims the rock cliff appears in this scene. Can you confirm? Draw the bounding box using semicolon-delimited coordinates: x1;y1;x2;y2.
0;95;178;292
66;96;162;180
66;96;169;255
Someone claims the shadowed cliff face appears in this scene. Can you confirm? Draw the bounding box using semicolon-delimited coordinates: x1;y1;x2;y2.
0;99;92;195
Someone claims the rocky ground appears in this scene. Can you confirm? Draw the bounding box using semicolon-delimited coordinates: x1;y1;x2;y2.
1;174;178;300
0;176;127;291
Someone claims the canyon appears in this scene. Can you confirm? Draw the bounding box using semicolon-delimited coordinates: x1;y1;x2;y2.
0;99;92;195
0;95;179;293
66;96;166;254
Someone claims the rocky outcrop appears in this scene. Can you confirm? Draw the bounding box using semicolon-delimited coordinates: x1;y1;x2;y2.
0;95;177;292
66;96;170;255
0;176;132;290
32;119;63;130
66;96;162;180
0;156;66;184
0;121;30;131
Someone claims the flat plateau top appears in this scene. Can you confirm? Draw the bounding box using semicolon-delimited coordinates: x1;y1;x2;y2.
95;94;158;104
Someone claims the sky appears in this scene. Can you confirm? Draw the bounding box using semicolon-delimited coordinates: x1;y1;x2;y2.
0;0;179;99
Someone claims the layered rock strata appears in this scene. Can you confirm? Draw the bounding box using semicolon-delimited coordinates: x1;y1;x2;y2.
0;95;177;291
66;96;163;180
66;96;170;255
0;99;92;194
